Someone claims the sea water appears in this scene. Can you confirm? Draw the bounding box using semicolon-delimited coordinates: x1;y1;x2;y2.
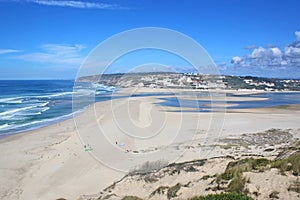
0;80;115;136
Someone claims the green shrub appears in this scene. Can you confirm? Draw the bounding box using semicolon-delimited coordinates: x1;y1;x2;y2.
102;193;117;200
269;191;279;199
129;160;168;174
251;158;270;170
187;166;198;172
149;186;169;197
168;159;205;174
227;174;247;193
215;157;271;193
272;151;300;175
167;183;181;199
190;192;253;200
202;175;212;180
226;158;270;172
121;196;143;200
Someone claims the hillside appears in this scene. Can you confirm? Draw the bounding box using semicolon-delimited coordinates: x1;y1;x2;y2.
77;73;300;91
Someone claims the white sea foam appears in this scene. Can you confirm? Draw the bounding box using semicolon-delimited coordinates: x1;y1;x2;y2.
74;84;115;95
48;92;73;98
34;92;73;99
22;107;49;116
1;115;28;120
96;91;107;95
0;97;18;103
0;97;23;104
7;100;23;104
0;82;114;135
0;123;9;130
96;84;116;91
0;111;78;134
39;102;50;107
31;112;42;115
0;96;50;104
41;107;50;112
0;101;49;119
0;105;37;117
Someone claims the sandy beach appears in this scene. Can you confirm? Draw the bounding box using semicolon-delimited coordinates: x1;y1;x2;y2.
0;88;300;200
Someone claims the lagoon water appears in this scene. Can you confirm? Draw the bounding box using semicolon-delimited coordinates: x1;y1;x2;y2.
158;92;300;111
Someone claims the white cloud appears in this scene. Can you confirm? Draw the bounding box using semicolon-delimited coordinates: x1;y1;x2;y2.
27;0;121;9
285;46;300;57
16;44;85;65
231;31;300;68
248;47;282;58
249;47;265;58
0;49;22;55
280;60;288;66
285;46;300;65
295;31;300;41
270;47;282;56
231;56;245;66
245;46;283;67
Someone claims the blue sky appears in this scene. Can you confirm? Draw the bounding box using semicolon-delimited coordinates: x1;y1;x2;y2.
0;0;300;79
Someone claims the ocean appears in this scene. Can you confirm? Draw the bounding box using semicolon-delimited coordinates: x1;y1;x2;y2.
0;80;115;136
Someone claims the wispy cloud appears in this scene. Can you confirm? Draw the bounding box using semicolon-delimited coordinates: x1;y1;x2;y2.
16;44;85;65
27;0;122;9
0;49;22;55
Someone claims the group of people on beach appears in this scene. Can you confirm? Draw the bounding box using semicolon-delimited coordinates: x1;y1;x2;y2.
115;141;131;153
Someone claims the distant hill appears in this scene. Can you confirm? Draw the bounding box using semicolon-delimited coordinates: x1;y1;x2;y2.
77;73;300;91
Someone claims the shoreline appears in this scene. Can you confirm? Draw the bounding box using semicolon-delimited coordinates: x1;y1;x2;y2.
0;88;300;199
1;88;299;139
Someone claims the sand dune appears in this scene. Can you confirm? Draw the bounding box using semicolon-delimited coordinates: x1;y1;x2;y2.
0;88;299;199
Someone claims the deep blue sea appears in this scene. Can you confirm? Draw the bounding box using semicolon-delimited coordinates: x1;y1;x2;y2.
0;80;115;136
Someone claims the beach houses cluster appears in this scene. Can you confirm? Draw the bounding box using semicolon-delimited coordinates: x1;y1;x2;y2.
244;78;275;87
138;73;226;89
